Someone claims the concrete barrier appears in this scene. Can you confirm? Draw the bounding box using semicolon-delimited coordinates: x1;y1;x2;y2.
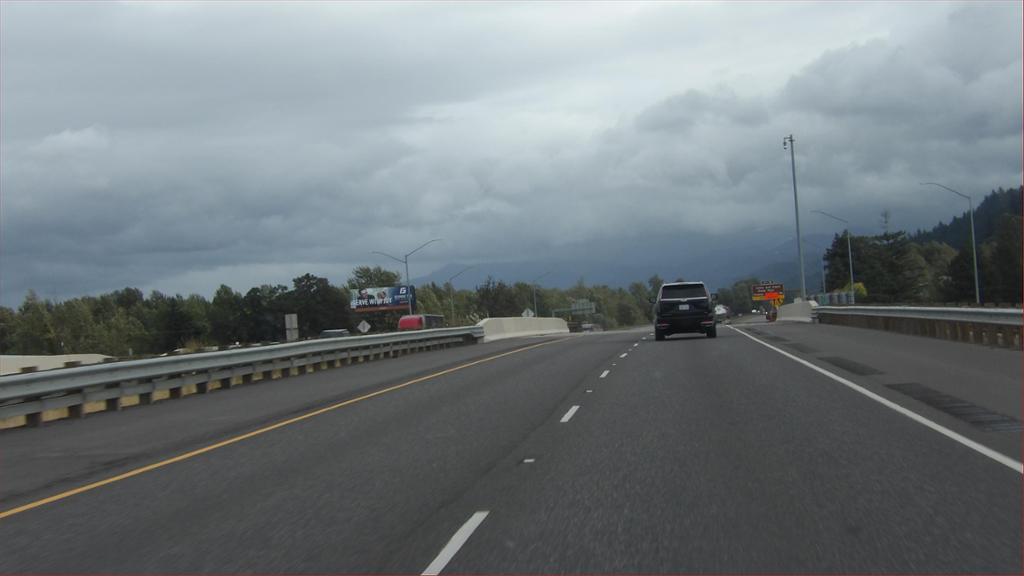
817;306;1022;349
476;317;570;342
1;354;112;376
776;301;814;323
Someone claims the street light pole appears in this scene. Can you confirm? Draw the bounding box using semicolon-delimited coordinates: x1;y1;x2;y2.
811;209;856;304
372;238;444;315
446;265;475;326
920;182;980;304
783;135;807;300
532;270;553;318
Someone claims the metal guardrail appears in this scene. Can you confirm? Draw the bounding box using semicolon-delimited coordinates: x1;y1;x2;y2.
0;326;483;427
815;306;1022;326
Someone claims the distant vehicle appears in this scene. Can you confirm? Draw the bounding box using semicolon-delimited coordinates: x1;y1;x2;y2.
319;329;351;338
397;314;446;331
652;281;717;340
714;304;729;321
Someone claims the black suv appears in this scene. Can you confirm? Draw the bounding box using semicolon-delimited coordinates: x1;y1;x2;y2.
652;281;717;340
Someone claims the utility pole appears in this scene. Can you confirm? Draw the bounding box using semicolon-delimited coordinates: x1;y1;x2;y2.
783;135;807;300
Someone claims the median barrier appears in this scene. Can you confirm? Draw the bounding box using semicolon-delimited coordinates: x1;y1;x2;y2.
816;306;1022;349
476;317;570;342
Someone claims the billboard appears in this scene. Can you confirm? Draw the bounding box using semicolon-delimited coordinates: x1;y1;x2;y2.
350;286;415;313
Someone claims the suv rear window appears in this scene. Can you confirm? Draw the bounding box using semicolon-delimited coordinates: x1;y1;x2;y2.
660;284;707;300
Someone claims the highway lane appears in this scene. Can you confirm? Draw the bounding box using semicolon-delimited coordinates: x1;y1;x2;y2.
1;335;576;508
0;330;634;571
1;326;1020;572
425;327;1021;572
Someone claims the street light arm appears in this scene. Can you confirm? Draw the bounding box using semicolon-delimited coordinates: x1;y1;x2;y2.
920;182;970;201
447;265;476;283
532;269;554;284
810;209;848;225
406;238;444;258
371;251;406;265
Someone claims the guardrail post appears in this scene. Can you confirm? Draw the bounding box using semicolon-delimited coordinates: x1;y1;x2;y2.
106;396;123;411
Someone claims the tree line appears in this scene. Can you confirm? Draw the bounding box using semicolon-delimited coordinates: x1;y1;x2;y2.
0;267;668;357
716;186;1022;307
823;187;1021;304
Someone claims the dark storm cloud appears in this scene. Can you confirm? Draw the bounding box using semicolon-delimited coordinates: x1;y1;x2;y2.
1;1;1020;305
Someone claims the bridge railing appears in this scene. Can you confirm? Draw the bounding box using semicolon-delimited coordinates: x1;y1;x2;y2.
815;306;1022;349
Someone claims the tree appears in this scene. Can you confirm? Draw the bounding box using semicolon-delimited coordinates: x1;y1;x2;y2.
988;213;1022;303
915;241;957;302
242;284;289;342
93;309;147;357
153;295;206;352
647;275;664;295
0;306;16;354
717;277;760;314
50;299;99;353
628;281;654;320
13;291;57;354
615;300;638;327
289;274;351;338
415;283;446;316
210;285;246;345
476;277;521;317
347;266;401;290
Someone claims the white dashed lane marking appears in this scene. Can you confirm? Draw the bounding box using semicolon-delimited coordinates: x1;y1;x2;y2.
560;405;580;423
422;511;490;575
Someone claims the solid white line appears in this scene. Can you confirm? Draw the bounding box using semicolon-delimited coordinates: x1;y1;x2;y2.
599;370;610;379
619;353;628;358
728;326;1024;474
422;511;490;575
560;405;580;423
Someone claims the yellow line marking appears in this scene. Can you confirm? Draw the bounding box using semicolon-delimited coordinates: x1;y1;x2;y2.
0;337;571;520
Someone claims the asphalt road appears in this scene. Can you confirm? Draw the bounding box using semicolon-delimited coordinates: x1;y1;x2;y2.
1;325;1020;573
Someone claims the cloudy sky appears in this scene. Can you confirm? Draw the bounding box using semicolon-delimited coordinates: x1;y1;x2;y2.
2;1;1021;305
